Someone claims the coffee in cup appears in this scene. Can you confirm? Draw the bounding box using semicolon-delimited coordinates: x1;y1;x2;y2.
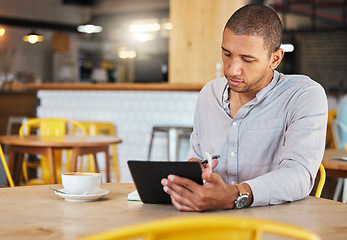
62;172;101;195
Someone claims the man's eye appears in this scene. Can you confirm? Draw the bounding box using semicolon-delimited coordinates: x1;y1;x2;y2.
243;58;254;63
223;52;231;57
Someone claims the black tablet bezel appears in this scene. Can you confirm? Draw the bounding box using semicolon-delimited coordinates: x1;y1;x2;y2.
127;160;203;204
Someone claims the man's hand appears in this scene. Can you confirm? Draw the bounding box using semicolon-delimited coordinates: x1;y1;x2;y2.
161;172;237;211
161;158;253;211
188;157;218;178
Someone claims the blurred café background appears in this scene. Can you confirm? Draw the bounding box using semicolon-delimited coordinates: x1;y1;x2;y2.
0;0;346;196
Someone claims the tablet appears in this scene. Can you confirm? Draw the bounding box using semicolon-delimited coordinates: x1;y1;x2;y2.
127;160;203;204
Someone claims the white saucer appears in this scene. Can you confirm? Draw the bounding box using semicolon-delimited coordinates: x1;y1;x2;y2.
55;188;109;202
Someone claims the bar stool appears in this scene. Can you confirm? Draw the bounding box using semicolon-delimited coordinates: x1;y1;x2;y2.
148;126;193;162
6;116;28;135
5;116;28;155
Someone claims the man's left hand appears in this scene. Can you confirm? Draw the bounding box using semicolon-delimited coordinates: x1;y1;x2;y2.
161;172;238;211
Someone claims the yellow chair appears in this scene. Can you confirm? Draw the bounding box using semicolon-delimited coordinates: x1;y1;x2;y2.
315;164;326;198
19;118;86;184
0;145;15;187
71;121;120;182
77;215;321;240
326;109;337;148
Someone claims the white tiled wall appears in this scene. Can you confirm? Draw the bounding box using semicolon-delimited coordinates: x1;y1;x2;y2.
37;90;199;183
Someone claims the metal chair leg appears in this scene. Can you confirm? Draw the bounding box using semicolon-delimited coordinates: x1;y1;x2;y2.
333;178;344;201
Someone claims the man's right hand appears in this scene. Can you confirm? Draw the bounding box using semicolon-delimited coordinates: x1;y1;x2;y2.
188;157;219;179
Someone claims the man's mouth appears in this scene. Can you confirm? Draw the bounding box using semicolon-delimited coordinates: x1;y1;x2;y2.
228;78;243;87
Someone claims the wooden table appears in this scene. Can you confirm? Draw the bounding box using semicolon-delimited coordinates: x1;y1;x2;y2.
0;135;122;184
0;183;346;240
322;148;347;178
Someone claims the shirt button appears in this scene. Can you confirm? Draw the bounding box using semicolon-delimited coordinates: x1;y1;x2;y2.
231;152;236;157
232;122;237;126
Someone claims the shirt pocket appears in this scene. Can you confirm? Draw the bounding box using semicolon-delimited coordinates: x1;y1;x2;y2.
243;118;285;168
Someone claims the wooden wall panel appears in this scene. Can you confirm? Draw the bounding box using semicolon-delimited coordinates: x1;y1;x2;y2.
169;0;246;84
0;92;36;135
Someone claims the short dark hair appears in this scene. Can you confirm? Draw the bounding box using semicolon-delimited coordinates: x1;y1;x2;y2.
224;4;283;55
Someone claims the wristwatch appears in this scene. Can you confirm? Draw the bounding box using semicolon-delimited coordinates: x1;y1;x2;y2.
234;184;249;209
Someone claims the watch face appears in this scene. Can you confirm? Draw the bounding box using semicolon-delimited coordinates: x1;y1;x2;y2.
235;195;248;208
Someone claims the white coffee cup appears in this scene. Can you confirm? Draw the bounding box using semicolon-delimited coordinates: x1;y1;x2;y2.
62;172;101;195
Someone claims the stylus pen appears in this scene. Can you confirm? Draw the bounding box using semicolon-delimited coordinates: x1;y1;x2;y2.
200;155;220;165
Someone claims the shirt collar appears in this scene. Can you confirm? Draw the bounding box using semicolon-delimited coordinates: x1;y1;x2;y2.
222;70;280;110
222;80;230;115
255;70;280;101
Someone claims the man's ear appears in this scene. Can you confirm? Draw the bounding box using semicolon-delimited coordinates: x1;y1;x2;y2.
270;48;284;70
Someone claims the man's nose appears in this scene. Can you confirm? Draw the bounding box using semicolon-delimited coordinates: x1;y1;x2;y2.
224;58;242;76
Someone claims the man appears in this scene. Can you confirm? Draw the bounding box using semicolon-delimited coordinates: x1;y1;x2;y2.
161;4;327;211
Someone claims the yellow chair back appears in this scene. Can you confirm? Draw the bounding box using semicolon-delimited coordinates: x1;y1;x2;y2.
20;118;86;137
0;145;15;187
327;109;337;148
77;215;321;240
19;118;86;184
71;121;119;182
315;164;326;198
328;109;337;122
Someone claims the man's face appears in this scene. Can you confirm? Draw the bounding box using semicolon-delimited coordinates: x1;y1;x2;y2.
221;28;277;95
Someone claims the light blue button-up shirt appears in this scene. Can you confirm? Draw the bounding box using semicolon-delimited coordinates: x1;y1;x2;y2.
187;70;328;206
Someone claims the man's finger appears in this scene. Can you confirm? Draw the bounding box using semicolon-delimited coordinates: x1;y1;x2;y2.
163;183;196;210
167;174;201;192
171;197;194;212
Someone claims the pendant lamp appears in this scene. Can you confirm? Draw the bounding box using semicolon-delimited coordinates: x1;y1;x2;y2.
23;31;44;44
0;27;5;37
23;0;44;44
77;7;102;34
77;24;103;34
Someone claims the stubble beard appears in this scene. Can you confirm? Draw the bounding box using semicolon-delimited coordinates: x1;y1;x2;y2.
226;73;267;94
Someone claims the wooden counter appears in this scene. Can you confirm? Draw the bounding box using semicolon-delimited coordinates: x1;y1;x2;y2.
9;83;204;92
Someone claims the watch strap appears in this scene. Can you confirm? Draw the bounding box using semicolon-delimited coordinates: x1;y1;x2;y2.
233;184;249;209
235;184;247;196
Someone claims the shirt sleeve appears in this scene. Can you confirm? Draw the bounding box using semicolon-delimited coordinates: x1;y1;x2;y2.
245;83;328;206
186;88;205;161
185;78;228;161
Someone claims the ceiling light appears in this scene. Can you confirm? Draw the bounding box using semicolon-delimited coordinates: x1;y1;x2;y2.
23;31;44;44
0;27;5;37
161;22;173;30
118;50;137;59
23;0;44;44
280;44;294;53
77;24;103;34
132;33;155;42
129;23;160;32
